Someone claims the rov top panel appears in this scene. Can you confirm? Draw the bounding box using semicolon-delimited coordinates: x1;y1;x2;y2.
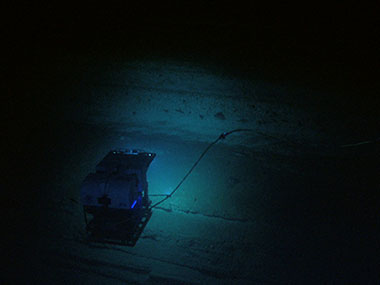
96;149;156;173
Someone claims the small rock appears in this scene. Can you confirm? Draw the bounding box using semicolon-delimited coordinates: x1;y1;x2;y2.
214;112;226;120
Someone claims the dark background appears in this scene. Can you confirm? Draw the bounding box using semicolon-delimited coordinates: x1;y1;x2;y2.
4;2;380;283
6;3;379;138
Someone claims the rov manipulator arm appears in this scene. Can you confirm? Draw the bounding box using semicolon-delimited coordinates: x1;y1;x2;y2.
149;129;253;209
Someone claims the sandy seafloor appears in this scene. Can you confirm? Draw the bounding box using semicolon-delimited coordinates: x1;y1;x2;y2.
4;28;379;283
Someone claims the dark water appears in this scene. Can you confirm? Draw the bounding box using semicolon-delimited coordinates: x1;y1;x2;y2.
4;6;379;283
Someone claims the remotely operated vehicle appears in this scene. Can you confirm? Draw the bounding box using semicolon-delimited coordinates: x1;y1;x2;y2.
80;129;252;246
80;149;155;246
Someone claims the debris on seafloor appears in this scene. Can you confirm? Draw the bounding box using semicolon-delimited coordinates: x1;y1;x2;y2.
214;112;226;120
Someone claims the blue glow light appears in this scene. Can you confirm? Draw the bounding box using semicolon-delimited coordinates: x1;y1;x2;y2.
131;200;137;209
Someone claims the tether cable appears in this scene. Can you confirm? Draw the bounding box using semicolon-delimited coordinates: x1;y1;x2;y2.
149;129;254;209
